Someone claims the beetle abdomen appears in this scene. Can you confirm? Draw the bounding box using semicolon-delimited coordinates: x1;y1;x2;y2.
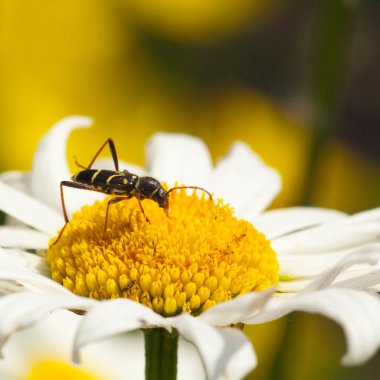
72;169;138;194
73;169;114;186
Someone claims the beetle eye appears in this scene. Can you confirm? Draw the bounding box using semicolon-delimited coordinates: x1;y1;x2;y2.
156;191;168;210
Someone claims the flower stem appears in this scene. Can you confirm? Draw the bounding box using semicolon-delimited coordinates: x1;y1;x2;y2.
0;210;5;226
144;328;179;380
267;315;299;380
271;2;357;378
301;0;355;205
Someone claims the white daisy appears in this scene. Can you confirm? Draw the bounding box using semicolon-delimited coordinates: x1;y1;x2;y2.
0;304;204;380
0;116;379;380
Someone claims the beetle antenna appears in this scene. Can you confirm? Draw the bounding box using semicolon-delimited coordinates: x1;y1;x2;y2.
73;155;87;170
167;186;213;201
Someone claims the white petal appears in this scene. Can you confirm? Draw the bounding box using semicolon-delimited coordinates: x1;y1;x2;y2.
82;329;145;380
0;248;50;276
208;142;281;219
0;226;50;249
0;281;24;295
173;314;256;380
273;209;380;254
0;249;69;294
30;116;93;212
74;299;256;380
0;309;79;379
277;279;310;293
343;207;380;225
0;180;63;235
302;244;380;292
0;170;31;226
219;328;256;380
177;338;206;380
247;288;380;366
278;268;380;294
0;308;144;380
0;304;204;380
199;288;274;326
72;298;168;363
73;299;205;380
0;171;30;194
252;207;346;239
333;270;380;290
145;133;213;186
0;292;94;355
278;244;380;292
277;246;377;279
279;251;345;279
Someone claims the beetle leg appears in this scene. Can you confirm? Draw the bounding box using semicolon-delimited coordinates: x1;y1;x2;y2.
135;195;151;224
49;181;108;247
78;138;121;171
88;138;120;171
103;196;130;241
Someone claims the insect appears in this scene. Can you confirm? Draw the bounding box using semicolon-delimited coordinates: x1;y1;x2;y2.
51;138;212;246
122;280;136;292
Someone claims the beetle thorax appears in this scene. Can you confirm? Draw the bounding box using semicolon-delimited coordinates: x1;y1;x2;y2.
137;176;168;209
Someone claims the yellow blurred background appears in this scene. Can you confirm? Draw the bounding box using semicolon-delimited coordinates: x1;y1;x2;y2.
1;0;379;379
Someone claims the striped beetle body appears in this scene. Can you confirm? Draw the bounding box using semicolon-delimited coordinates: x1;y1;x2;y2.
51;138;211;246
72;169;169;209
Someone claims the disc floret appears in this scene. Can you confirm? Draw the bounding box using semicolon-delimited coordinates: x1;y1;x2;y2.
47;189;279;316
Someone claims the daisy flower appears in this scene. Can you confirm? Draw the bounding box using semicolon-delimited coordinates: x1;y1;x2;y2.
0;302;203;380
0;116;379;380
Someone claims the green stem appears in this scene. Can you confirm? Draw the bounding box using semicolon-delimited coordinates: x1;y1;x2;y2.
270;2;357;380
144;328;179;380
301;0;356;205
0;211;5;226
268;315;300;380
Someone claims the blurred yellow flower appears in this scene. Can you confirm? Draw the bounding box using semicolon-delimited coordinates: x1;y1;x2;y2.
194;89;311;208
1;1;378;215
119;0;279;42
313;141;380;213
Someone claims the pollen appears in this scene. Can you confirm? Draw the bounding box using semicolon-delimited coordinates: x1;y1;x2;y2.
27;360;100;380
47;189;279;316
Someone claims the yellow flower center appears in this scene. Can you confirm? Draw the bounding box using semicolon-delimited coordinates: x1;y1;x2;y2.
27;360;100;380
47;189;278;316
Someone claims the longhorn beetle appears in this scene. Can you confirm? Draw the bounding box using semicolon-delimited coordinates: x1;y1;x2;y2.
51;138;212;246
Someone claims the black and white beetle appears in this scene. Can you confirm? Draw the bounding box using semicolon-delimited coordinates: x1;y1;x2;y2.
51;138;212;246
